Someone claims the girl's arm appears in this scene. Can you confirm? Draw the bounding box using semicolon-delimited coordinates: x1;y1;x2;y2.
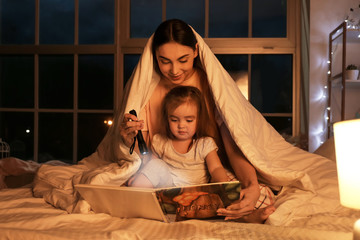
205;150;228;182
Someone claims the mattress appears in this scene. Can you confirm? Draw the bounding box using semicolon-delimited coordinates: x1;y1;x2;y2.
0;186;358;240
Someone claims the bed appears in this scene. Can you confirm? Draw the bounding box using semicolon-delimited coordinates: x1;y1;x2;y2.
1;137;359;240
2;29;360;239
0;187;357;240
0;187;352;240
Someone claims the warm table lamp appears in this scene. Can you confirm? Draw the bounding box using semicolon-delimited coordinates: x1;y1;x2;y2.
334;119;360;240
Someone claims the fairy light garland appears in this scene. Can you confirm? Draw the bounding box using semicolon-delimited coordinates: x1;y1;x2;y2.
322;3;360;145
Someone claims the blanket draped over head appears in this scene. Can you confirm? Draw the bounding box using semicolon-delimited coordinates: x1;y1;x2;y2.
32;28;341;225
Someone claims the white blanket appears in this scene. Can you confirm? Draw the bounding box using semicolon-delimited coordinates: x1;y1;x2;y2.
33;28;342;226
1;187;356;240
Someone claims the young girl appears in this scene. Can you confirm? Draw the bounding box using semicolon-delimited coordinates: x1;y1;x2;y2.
129;86;228;188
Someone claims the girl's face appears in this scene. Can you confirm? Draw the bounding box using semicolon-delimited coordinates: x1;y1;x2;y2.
168;102;198;141
156;42;198;85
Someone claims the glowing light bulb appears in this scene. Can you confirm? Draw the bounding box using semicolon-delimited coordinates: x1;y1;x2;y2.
328;71;331;75
104;120;113;126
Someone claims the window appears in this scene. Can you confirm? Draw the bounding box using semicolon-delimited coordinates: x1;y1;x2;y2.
126;0;300;136
0;0;301;162
40;0;74;44
0;0;116;163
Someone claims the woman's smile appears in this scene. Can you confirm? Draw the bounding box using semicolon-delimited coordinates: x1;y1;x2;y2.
156;42;198;85
169;73;182;81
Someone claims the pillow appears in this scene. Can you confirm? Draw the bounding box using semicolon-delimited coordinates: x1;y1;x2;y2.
313;136;336;162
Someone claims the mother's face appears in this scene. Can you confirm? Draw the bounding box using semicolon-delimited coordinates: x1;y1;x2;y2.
155;42;198;85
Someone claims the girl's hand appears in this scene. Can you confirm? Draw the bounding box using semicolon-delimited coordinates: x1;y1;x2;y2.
217;184;260;220
119;113;144;148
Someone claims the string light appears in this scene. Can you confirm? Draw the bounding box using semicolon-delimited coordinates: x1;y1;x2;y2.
345;4;360;30
312;4;359;150
324;50;332;141
321;3;359;143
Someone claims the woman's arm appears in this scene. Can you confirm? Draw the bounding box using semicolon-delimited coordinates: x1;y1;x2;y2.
205;150;228;182
219;123;260;217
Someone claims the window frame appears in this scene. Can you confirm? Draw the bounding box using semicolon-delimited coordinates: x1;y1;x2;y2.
119;0;302;135
0;0;119;162
0;0;301;162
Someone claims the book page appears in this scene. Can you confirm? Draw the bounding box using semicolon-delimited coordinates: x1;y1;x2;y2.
155;181;241;222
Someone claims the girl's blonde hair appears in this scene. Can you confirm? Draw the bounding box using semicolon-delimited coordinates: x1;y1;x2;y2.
161;86;210;140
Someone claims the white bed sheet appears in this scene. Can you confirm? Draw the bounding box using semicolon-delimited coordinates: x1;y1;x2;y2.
0;187;358;240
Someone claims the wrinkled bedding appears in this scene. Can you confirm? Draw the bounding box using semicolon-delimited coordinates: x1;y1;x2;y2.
0;187;358;240
1;139;359;240
1;26;359;239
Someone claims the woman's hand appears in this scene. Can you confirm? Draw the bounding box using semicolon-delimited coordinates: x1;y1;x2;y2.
217;184;260;220
119;113;144;148
217;123;271;221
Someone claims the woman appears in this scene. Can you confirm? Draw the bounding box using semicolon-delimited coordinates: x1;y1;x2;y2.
120;19;275;223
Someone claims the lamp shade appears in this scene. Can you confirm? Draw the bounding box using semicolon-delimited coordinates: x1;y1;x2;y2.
334;119;360;209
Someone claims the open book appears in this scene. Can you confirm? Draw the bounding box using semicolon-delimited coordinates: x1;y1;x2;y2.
75;181;241;223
